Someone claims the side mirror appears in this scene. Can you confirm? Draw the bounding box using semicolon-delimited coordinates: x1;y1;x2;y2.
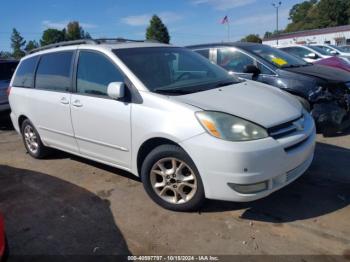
243;64;261;77
305;53;318;59
107;82;125;100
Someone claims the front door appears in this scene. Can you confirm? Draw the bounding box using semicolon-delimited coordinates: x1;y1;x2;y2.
70;50;132;169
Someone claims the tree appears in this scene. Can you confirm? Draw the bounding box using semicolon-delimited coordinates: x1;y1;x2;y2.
0;51;13;59
284;0;350;33
146;15;170;43
11;28;26;59
241;34;262;43
40;29;65;46
24;40;39;52
65;21;91;40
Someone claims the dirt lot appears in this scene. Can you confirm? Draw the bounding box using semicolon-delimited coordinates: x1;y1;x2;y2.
0;112;349;258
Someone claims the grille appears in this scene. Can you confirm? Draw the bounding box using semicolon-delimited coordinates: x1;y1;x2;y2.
268;116;303;139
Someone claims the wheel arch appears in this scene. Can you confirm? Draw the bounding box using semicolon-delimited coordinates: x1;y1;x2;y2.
136;137;182;176
18;114;29;132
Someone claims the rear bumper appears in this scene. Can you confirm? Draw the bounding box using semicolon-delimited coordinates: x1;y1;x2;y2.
10;112;20;134
180;113;316;202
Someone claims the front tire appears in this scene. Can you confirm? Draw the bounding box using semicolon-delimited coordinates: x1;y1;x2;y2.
21;119;51;159
141;144;205;211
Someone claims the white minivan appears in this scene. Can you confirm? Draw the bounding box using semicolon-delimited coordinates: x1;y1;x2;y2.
9;39;316;211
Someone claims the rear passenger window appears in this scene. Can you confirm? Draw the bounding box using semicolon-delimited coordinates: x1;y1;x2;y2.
36;51;73;92
77;51;124;96
12;56;38;88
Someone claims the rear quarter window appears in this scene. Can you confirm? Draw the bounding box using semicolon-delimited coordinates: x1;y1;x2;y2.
12;57;38;88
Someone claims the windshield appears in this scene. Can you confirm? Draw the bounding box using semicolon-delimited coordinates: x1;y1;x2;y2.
113;47;240;94
0;61;18;81
330;45;350;53
307;46;330;56
241;44;308;68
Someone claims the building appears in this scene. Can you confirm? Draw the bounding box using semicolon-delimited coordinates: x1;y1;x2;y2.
263;25;350;47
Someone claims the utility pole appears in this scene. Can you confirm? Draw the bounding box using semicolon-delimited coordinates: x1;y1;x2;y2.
272;1;282;46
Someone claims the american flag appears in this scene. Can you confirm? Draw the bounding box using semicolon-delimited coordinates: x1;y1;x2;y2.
221;15;229;24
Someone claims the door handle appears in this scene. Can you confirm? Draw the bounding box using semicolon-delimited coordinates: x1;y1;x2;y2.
72;99;83;107
60;97;69;105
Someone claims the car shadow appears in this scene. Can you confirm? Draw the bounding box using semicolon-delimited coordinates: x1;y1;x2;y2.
0;165;131;255
0;111;13;131
200;142;350;222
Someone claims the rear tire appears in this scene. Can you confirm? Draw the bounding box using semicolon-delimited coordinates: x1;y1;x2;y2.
141;144;205;211
21;119;51;159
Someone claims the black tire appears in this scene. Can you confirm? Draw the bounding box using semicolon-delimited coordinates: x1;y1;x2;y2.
141;144;205;211
21;119;51;159
293;95;311;112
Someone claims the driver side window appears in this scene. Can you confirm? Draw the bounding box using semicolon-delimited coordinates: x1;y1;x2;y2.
217;48;255;73
77;51;124;97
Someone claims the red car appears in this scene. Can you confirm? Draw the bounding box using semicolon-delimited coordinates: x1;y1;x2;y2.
314;56;350;72
0;214;6;261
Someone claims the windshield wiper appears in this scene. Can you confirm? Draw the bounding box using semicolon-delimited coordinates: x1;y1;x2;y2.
281;64;309;68
153;87;191;94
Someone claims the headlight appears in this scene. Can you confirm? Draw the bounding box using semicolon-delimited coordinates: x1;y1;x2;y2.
195;111;268;141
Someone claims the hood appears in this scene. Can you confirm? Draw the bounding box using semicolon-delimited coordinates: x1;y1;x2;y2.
315;57;350;73
170;81;302;128
285;64;350;83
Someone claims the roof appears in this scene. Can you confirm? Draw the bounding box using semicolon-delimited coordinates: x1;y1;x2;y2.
186;42;261;49
264;25;350;41
28;38;171;55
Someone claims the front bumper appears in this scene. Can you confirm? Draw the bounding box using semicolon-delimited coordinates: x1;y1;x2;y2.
180;113;316;202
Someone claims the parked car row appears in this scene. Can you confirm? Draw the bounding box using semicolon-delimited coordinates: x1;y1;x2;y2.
188;42;350;136
2;38;350;211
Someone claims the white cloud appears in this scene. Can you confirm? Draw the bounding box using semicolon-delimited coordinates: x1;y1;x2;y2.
42;20;98;29
192;0;256;10
121;12;182;26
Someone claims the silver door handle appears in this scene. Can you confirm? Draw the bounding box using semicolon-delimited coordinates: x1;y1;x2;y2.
60;97;69;105
72;100;83;107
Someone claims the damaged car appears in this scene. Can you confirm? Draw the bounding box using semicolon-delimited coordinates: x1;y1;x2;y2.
188;42;350;136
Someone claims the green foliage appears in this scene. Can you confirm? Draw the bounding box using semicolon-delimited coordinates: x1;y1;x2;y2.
40;29;66;46
146;15;170;44
284;0;350;33
0;51;13;59
241;34;262;43
25;40;39;52
40;21;91;46
66;21;90;40
11;28;26;59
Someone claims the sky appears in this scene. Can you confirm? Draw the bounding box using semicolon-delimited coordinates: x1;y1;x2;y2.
0;0;304;52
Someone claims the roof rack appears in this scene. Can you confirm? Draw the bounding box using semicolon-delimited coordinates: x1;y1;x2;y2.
29;38;160;54
29;39;96;54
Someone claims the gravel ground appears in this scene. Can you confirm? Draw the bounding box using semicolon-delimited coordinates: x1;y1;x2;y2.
0;112;349;259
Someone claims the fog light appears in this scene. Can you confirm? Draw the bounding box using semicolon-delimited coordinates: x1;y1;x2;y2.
228;181;268;194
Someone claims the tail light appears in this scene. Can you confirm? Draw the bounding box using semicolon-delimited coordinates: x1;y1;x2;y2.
6;86;11;96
